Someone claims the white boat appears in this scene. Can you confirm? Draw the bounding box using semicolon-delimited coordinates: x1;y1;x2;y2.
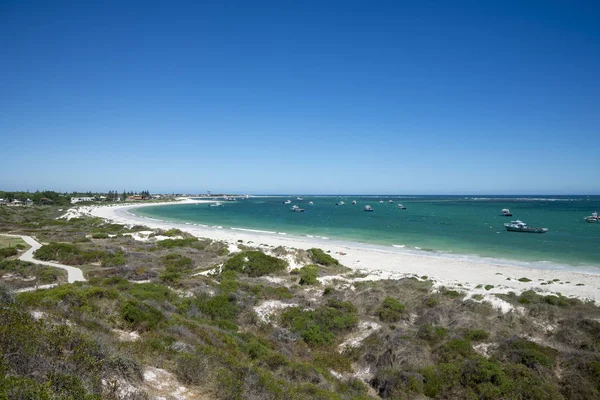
388;200;393;203
379;200;384;204
291;205;305;212
504;220;548;233
296;196;303;200
364;205;374;212
336;201;345;206
352;200;357;205
309;201;314;206
397;204;406;209
501;208;513;217
209;202;223;207
585;211;598;223
283;200;292;204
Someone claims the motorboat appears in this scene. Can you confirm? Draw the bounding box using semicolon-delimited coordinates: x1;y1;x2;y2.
397;204;406;209
379;200;384;204
336;201;345;206
291;205;305;212
352;200;357;205
585;211;598;223
504;220;548;233
283;200;292;204
297;197;303;200
209;202;223;207
309;201;314;206
501;209;513;217
388;200;394;203
364;205;374;212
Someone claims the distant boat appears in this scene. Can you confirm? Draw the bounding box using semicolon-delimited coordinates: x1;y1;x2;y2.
283;200;292;204
397;204;406;209
388;200;393;203
309;201;314;206
209;202;223;207
336;201;345;206
504;220;548;233
352;200;357;205
364;205;374;212
291;205;305;212
297;196;303;200
379;200;384;204
501;208;513;217
585;211;598;223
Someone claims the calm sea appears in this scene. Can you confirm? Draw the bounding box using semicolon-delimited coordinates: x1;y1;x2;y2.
134;195;600;269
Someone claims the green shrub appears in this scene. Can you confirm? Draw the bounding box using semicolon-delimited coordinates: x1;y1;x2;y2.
127;283;172;302
0;247;18;259
91;232;109;239
101;250;126;267
298;265;318;285
484;285;494;291
156;237;199;249
498;338;558;369
376;296;406;322
160;254;193;284
34;242;104;265
223;251;288;277
121;300;163;331
465;329;490;342
196;294;238;320
308;248;339;266
281;300;358;347
417;324;448;344
518;277;532;282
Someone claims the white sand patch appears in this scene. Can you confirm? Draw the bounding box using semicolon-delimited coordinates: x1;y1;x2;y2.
30;310;46;320
473;342;495;358
102;377;141;398
227;243;240;254
339;321;381;351
143;366;191;400
254;300;297;323
112;329;140;342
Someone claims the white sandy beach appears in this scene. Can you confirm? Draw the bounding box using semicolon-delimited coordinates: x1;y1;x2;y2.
71;199;600;304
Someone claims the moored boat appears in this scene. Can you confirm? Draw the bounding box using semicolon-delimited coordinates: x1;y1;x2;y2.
352;200;357;204
501;208;513;217
291;205;305;212
388;200;394;203
209;202;223;207
309;201;314;206
504;220;548;233
585;211;598;223
283;200;292;204
397;204;406;209
336;201;345;206
364;205;374;212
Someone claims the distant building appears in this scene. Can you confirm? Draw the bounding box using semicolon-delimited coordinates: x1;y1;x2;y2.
71;197;95;204
25;199;33;206
128;195;144;201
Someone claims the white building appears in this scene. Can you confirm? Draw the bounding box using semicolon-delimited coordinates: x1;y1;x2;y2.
71;197;95;204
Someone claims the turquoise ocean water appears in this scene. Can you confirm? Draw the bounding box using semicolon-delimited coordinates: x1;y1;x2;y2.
134;196;600;269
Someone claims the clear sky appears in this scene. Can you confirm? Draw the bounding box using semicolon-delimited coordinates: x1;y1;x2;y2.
1;0;599;194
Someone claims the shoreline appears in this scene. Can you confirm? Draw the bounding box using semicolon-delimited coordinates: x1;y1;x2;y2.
77;200;600;303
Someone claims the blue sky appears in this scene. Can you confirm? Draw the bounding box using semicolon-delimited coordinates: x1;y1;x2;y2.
1;1;599;194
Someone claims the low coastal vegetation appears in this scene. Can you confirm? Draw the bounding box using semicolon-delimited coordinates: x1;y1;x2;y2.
1;205;600;399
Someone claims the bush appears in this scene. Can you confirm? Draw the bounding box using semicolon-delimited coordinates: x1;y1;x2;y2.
0;247;18;259
91;232;109;239
465;329;490;342
156;237;199;249
417;324;448;344
518;277;532;282
308;248;339;266
121;300;163;331
298;265;318;285
34;242;104;265
160;254;193;284
498;338;558;369
101;250;126;267
280;300;358;346
223;251;288;277
376;297;406;323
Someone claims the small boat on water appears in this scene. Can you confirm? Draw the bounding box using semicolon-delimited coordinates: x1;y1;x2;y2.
352;200;357;205
585;211;598;223
379;200;384;204
291;205;305;212
297;197;303;200
209;202;223;207
388;200;394;203
336;201;345;206
504;220;548;233
283;200;292;204
501;208;513;217
397;204;406;209
364;205;374;212
309;201;314;206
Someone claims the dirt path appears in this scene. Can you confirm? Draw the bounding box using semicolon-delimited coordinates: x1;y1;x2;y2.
1;234;85;283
